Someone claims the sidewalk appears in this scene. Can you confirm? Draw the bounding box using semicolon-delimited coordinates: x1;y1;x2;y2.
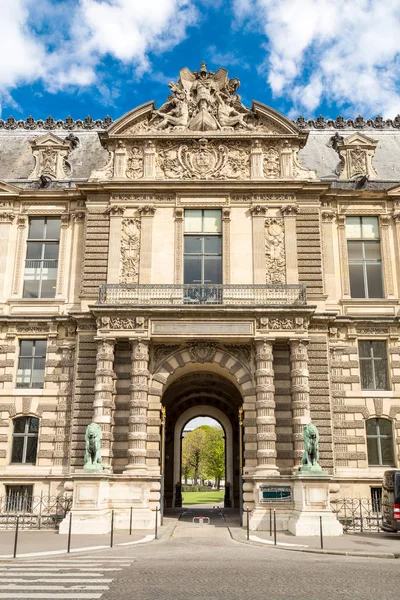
228;525;400;558
0;528;154;558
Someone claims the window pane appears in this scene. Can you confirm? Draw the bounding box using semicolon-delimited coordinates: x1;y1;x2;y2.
349;264;365;297
32;357;46;387
44;242;59;259
204;236;222;254
26;242;43;260
347;241;363;260
372;341;387;358
23;279;40;299
346;217;361;239
11;438;24;463
45;218;61;240
378;418;392;435
360;359;374;389
40;279;57;298
25;437;38;464
362;217;379;239
184;237;202;254
366;419;377;435
34;341;47;357
366;263;384;298
13;417;27;434
28;218;45;239
20;340;34;357
380;438;395;465
367;437;380;465
203;210;221;233
374;359;388;390
28;417;39;434
364;241;381;261
184;210;202;233
184;256;202;284
204;256;222;284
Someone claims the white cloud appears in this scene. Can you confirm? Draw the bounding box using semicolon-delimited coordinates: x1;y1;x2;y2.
233;0;400;117
0;0;197;112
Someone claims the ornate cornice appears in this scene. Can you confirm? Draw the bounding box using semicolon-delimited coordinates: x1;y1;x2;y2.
295;114;400;130
0;115;113;131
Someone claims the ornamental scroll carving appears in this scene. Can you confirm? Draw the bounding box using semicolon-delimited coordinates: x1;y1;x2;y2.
120;218;141;283
265;218;286;284
29;133;72;180
336;133;378;180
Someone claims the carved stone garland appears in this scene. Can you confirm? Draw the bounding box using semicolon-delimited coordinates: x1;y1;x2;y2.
265;218;286;284
120;217;141;283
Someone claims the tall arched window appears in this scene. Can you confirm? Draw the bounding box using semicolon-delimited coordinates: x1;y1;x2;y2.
11;417;39;464
366;418;395;466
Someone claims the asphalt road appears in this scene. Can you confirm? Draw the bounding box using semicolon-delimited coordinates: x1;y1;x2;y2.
102;514;400;600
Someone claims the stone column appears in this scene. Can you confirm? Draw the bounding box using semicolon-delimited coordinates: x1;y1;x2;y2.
255;338;279;475
379;215;395;297
107;205;125;284
289;339;311;468
143;141;156;178
138;205;156;284
55;214;70;298
337;215;350;298
250;205;267;284
125;339;150;474
93;337;116;469
281;204;299;284
321;207;337;299
250;140;263;179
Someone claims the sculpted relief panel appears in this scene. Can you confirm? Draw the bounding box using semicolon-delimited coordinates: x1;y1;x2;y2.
89;63;316;182
120;217;141;283
265;218;286;284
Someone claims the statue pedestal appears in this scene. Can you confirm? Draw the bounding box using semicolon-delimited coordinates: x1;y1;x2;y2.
59;473;157;534
288;473;343;536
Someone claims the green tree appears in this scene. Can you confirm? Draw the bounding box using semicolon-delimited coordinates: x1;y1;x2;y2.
181;427;206;485
202;426;225;489
181;425;225;488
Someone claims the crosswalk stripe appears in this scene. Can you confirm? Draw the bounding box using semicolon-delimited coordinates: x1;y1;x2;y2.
2;561;132;565
0;567;121;571
0;595;103;599
1;573;112;578
1;586;109;590
1;579;113;583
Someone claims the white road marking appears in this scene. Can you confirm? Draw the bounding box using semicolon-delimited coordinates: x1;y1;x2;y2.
0;567;122;571
0;595;103;599
1;586;109;590
0;579;113;583
249;535;309;548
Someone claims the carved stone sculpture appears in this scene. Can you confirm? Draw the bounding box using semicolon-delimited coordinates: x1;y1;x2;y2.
120;218;141;283
29;133;72;180
336;133;378;180
265;218;286;284
300;423;323;472
83;422;103;471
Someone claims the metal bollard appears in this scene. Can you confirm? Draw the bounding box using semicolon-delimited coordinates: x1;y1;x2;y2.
269;508;272;537
155;507;159;540
13;516;19;559
320;516;324;550
129;507;133;536
273;510;277;546
246;508;250;540
67;512;72;553
110;509;114;548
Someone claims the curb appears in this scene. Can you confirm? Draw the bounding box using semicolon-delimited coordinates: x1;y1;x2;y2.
242;535;399;560
0;534;155;559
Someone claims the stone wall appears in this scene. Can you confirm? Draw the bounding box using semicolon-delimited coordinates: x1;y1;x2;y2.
296;205;324;295
81;203;110;297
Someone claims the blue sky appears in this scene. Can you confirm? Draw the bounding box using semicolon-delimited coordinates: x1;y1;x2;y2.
2;0;400;121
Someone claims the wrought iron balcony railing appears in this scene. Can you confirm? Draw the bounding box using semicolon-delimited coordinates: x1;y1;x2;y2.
98;284;307;306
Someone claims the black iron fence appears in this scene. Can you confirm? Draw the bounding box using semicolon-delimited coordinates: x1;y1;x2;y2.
0;494;72;529
330;497;383;532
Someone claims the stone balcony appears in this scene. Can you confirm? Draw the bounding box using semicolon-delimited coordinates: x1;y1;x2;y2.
97;283;307;306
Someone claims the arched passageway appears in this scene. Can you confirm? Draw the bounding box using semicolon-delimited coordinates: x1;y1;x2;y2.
161;371;243;509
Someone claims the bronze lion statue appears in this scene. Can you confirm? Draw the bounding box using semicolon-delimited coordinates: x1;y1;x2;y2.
84;422;102;470
301;423;320;468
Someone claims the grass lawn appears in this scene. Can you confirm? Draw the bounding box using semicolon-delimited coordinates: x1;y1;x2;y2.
182;491;224;505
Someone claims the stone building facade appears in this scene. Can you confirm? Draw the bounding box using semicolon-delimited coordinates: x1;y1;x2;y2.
0;64;400;531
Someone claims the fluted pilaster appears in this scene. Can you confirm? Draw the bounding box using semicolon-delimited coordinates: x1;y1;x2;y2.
93;337;116;468
255;338;279;475
125;339;150;474
290;339;311;468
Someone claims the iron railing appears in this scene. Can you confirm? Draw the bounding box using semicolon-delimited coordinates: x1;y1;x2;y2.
0;494;72;529
330;497;383;532
98;283;307;306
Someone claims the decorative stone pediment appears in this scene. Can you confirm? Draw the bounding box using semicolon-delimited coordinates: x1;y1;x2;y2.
29;133;72;180
336;132;378;180
0;181;21;199
89;63;316;182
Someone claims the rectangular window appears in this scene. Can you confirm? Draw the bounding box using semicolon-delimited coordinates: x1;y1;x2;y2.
5;485;33;512
346;216;384;298
183;210;222;285
370;487;382;512
16;340;47;389
23;217;61;298
359;340;389;390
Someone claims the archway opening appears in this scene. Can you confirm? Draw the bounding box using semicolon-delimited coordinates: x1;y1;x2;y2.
161;370;243;510
181;417;225;507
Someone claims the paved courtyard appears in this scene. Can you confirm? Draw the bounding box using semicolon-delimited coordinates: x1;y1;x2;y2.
0;509;399;600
